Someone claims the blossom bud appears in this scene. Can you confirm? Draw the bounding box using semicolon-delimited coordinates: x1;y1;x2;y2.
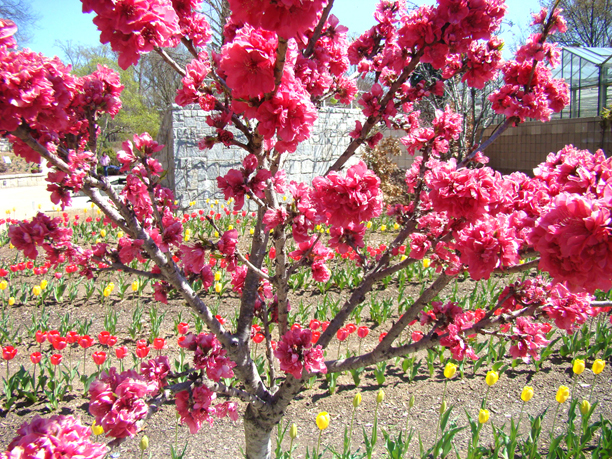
592;359;605;375
521;386;534;402
409;395;415;408
478;409;490;424
439;400;447;414
139;435;149;451
289;423;298;439
534;416;541;431
573;359;585;375
485;370;499;386
579;400;591;416
316;412;330;430
556;385;570;404
376;389;385;404
444;362;457;379
353;393;362;408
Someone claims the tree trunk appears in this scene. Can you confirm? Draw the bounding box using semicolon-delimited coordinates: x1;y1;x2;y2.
243;404;276;459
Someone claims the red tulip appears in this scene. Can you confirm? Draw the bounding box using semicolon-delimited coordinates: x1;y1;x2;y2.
357;326;370;339
52;336;67;351
411;331;423;342
115;346;128;359
321;321;330;332
50;354;62;365
311;331;321;344
30;352;42;364
66;331;80;344
136;339;148;348
291;323;302;331
106;335;117;347
309;319;321;330
346;323;357;334
379;332;387;342
177;336;186;346
177;322;189;334
215;315;225;325
252;333;265;344
78;335;94;349
98;331;110;345
271;340;277;351
153;338;166;350
337;328;349;342
2;345;17;360
92;351;107;366
47;330;60;344
136;345;150;359
35;330;47;344
0;268;7;277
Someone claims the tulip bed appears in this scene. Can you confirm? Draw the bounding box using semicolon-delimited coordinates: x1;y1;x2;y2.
0;205;610;458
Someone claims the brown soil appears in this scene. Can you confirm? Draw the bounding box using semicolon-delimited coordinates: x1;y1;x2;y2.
0;245;610;458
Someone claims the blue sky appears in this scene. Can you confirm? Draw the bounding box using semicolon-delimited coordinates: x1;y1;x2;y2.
25;0;538;60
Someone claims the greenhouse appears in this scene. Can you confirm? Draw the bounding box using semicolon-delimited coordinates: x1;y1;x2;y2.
554;47;612;119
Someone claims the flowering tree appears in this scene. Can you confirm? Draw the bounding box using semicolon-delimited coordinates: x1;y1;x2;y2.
1;1;610;458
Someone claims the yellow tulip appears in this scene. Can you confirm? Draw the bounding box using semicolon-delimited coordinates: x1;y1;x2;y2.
40;280;48;290
139;435;149;451
37;204;41;210
283;196;287;201
592;359;605;375
249;228;254;235
214;283;222;294
100;229;106;238
108;282;115;291
215;200;219;205
32;285;42;296
316;412;330;430
117;231;124;238
393;223;399;230
380;224;387;232
95;238;101;244
131;280;139;292
289;423;297;439
444;362;457;379
228;225;234;230
353;393;362;408
184;233;191;242
103;287;112;297
214;271;221;281
521;386;534;402
376;389;385;404
206;198;210;203
579;400;591;416
0;280;7;290
485;370;499;386
91;421;104;436
556;386;570;404
423;258;431;268
214;231;219;238
8;297;15;306
9;243;14;249
366;221;372;229
478;409;490;424
573;359;585;375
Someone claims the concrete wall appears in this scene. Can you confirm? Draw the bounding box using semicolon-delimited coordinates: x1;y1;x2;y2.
157;105;363;208
481;117;611;175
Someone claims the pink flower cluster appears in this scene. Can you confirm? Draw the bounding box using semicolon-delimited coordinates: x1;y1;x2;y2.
508;317;551;363
8;213;72;260
217;154;271;210
1;415;107;459
274;328;327;379
82;0;181;69
89;367;156;438
178;332;236;381
228;0;328;39
312;160;383;228
175;386;239;434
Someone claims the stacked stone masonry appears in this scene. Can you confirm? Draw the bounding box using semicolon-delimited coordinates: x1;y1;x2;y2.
157;105;363;208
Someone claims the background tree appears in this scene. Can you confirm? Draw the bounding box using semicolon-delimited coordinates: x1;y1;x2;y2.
540;0;612;46
0;0;37;44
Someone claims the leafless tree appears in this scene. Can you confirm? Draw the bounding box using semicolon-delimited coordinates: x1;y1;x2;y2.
540;0;612;47
201;0;231;51
0;0;38;44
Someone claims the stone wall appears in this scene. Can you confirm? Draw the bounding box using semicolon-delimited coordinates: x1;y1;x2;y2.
480;117;611;175
157;105;363;208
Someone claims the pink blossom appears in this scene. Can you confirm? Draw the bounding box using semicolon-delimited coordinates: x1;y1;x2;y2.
312;160;383;228
530;193;612;293
543;283;592;333
175;386;216;434
140;355;170;395
1;415;107;459
328;223;366;254
89;367;155;438
274;328;327;379
508;317;550;363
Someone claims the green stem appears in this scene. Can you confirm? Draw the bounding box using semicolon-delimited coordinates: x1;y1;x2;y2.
435;380;447;445
482;385;490;409
316;429;322;458
348;405;356;453
516;403;525;431
589;374;598;403
550;402;560;440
